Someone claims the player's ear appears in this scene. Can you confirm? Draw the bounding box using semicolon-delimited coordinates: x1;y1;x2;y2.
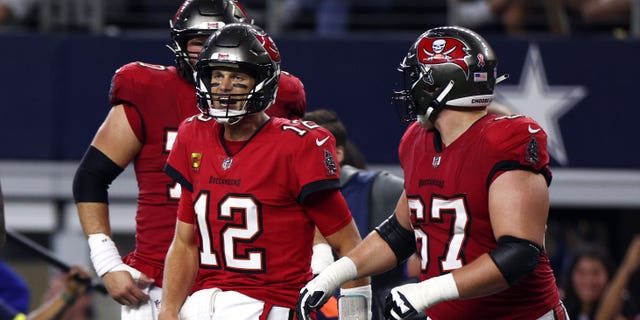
335;145;345;164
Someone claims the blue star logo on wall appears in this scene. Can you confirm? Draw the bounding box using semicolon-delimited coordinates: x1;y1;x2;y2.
494;44;587;166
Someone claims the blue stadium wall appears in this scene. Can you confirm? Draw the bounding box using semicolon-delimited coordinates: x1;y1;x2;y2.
0;33;638;170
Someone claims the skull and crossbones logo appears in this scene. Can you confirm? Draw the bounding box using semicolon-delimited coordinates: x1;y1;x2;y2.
425;39;456;61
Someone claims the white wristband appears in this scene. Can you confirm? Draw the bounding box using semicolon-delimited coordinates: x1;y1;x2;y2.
311;243;335;274
416;273;460;309
324;257;358;289
88;233;124;277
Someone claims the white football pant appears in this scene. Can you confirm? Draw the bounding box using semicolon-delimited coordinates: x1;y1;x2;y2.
179;288;293;320
121;285;162;320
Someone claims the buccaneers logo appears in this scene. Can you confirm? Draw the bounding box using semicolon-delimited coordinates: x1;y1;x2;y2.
417;37;471;77
254;32;281;63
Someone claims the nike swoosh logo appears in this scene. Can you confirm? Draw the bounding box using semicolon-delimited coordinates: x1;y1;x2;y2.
316;136;330;146
528;125;541;134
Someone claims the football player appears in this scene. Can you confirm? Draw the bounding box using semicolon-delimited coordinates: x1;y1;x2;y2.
158;23;371;320
297;26;568;320
73;1;306;319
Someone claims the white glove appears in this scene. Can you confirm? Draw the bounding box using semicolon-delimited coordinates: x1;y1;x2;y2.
384;273;459;320
311;243;335;274
297;257;358;320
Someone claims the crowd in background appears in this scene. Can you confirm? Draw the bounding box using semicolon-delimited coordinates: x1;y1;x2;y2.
0;0;637;37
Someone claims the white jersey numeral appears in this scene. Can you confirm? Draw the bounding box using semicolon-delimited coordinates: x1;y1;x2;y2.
165;129;181;201
409;196;469;272
194;193;264;271
281;120;321;136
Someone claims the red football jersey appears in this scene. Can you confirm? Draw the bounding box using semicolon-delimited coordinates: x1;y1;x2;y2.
399;114;560;319
109;62;198;287
108;62;307;288
165;117;351;309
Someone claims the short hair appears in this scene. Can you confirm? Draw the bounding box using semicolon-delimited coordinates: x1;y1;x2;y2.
302;109;347;148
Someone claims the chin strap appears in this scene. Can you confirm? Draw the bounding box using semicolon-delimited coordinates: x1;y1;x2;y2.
426;80;455;122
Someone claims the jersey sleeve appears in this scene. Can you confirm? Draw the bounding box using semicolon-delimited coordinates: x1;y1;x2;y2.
108;62;139;107
122;104;144;142
487;115;552;185
305;189;353;237
164;116;196;193
176;184;196;224
266;71;306;119
290;124;341;204
108;62;172;142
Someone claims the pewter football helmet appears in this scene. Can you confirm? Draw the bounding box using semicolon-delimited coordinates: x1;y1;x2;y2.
195;23;281;123
169;0;249;83
393;26;507;123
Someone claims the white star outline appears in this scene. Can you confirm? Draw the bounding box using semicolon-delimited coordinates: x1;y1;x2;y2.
494;44;587;166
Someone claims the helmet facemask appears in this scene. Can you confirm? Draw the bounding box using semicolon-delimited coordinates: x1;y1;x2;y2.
394;57;454;124
197;64;279;125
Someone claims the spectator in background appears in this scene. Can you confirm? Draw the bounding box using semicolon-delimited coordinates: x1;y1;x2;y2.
275;0;392;36
302;109;407;320
302;109;404;240
0;0;37;27
564;0;631;34
1;180;93;320
40;269;94;320
447;0;528;34
0;181;30;316
0;266;91;320
0;181;3;247
596;234;640;320
562;240;640;320
0;261;30;316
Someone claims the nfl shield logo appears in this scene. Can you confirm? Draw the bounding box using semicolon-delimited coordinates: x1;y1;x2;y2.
222;157;233;170
432;155;441;168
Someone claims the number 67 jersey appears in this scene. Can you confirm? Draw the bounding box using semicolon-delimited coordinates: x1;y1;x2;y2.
164;116;352;309
399;114;560;319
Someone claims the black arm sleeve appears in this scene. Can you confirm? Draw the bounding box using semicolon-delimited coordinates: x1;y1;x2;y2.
72;146;124;203
488;235;542;285
375;213;417;264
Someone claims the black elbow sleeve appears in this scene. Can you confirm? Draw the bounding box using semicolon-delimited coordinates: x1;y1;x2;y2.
72;146;124;203
375;213;416;264
488;236;542;285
